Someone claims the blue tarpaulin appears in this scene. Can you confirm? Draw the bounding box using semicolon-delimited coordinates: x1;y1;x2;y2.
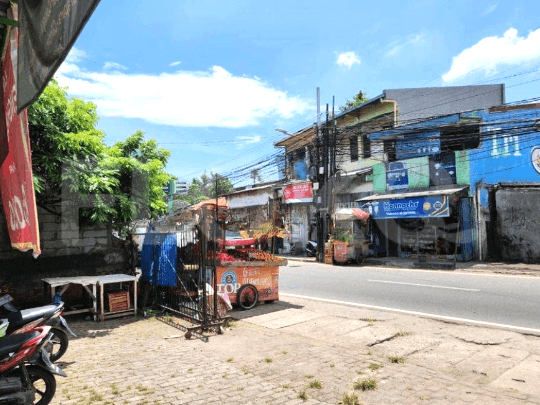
140;233;177;287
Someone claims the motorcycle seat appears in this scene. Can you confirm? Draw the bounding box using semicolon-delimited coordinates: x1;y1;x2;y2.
0;331;40;358
6;304;63;330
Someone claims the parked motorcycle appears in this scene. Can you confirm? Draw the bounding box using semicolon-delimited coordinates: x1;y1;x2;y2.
305;240;317;257
0;295;76;362
0;322;67;405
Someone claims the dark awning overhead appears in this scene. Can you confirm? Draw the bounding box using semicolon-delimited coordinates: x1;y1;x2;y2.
17;0;101;112
356;187;468;202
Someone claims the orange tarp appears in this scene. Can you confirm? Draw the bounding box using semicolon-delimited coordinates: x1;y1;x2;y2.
190;197;229;212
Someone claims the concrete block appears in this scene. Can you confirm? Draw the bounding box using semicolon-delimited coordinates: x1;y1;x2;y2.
95;238;108;246
83;230;108;238
71;237;96;248
42;239;70;250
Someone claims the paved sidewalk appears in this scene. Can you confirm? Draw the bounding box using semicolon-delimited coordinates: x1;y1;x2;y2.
53;295;540;405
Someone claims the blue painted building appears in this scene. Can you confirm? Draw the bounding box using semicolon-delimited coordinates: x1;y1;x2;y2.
465;104;540;262
357;103;540;263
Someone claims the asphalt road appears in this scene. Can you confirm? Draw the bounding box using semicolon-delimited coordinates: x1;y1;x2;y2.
279;261;540;330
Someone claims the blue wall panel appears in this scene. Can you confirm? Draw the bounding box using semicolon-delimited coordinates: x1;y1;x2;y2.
468;108;540;192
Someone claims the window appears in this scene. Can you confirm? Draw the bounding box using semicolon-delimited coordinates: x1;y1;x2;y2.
349;135;358;161
384;139;396;162
362;135;371;158
440;123;480;152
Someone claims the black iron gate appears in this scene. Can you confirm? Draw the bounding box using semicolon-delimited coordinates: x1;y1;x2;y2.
142;207;227;337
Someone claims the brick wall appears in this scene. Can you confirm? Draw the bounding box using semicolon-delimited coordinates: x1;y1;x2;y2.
0;202;130;306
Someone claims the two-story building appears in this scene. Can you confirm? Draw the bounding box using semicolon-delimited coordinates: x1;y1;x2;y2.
357;102;540;263
275;84;505;256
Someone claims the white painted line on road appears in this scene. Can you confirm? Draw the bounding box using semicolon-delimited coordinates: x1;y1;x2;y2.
367;279;480;292
280;293;540;335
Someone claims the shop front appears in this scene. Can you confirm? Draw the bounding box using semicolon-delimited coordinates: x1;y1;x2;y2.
281;182;314;253
357;187;473;262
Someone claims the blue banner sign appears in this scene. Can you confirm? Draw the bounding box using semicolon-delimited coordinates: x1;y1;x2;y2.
361;195;450;219
386;162;409;190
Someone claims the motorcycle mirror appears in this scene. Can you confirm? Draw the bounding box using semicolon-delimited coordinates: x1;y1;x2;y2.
0;294;14;306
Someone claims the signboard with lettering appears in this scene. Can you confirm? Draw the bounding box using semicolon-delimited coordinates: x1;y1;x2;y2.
216;265;279;303
361;195;450;219
0;27;41;257
283;182;313;203
386;162;409;190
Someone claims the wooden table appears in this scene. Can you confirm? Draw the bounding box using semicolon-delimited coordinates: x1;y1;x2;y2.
97;274;139;321
43;272;140;322
42;276;100;321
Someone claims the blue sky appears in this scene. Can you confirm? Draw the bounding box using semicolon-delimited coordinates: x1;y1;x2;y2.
56;0;540;186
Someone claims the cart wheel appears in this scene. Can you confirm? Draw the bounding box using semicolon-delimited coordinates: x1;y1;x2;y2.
316;252;322;262
356;253;365;265
237;284;258;310
184;331;192;339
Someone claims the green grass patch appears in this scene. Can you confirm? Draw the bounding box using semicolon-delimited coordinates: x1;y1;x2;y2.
341;392;361;405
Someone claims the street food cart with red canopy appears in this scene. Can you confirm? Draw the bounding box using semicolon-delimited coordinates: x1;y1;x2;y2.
332;208;371;265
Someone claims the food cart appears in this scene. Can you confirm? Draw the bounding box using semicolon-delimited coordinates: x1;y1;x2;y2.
193;202;286;311
214;227;286;309
332;208;371;265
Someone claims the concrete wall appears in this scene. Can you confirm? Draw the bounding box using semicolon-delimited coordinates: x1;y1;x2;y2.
0;201;129;306
493;187;540;262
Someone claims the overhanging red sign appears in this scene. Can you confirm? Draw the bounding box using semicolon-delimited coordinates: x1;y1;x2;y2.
283;182;313;204
0;27;41;257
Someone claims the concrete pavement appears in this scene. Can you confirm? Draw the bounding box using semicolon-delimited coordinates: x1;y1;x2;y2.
53;294;540;405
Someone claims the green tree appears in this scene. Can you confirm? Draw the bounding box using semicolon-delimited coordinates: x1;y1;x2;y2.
176;172;233;205
28;80;173;232
105;130;173;229
339;90;369;112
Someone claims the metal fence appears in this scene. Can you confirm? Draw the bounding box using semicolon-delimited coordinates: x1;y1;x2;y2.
142;208;226;336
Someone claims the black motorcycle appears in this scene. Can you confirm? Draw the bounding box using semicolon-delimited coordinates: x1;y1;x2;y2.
0;295;75;363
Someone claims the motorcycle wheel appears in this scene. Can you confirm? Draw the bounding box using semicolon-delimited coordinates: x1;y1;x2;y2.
46;328;69;363
356;252;365;265
236;284;258;310
26;365;56;405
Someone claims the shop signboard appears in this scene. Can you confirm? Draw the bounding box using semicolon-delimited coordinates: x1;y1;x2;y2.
216;265;279;303
0;26;41;257
429;154;457;186
386;162;409;190
362;195;450;219
283;182;313;203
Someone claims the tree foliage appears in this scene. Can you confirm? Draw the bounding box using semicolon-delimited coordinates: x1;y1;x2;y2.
339;90;369;112
176;172;233;206
27;80;173;232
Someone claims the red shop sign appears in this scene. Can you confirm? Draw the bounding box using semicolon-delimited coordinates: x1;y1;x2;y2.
283;182;313;204
0;27;41;257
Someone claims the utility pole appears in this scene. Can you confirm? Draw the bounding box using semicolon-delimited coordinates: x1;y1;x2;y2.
315;88;323;262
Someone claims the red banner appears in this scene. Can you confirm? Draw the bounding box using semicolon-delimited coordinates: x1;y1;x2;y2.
0;27;41;257
283;182;313;204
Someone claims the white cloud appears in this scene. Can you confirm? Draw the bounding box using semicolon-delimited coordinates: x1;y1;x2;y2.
103;61;128;71
56;60;311;128
386;33;424;57
170;61;182;67
442;28;540;83
65;47;86;63
336;52;361;69
481;3;497;16
235;135;261;149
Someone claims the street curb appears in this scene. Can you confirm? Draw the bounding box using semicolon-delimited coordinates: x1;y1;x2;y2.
279;255;540;276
